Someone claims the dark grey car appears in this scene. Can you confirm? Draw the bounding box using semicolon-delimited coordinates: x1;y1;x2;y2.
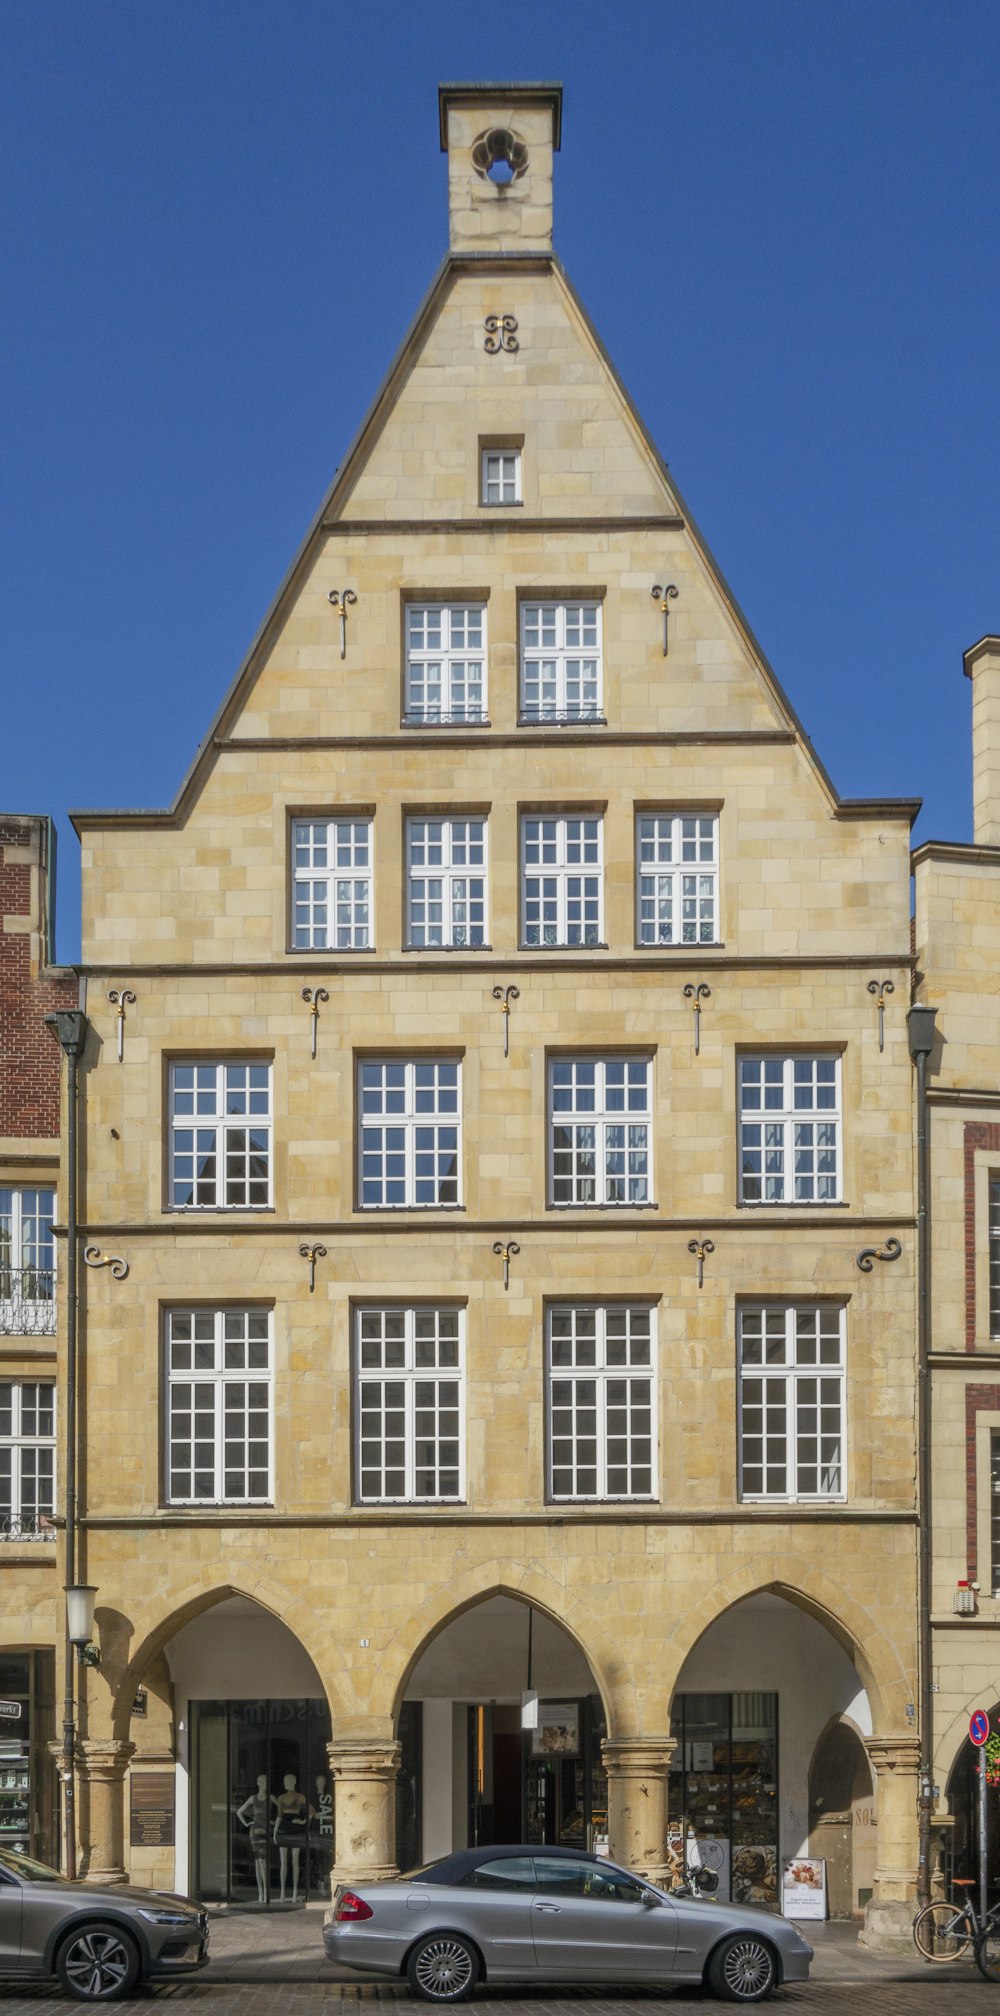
0;1845;209;2001
325;1844;812;2004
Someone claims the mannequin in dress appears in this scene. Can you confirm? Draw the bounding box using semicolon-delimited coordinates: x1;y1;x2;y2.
236;1774;272;1903
272;1772;315;1902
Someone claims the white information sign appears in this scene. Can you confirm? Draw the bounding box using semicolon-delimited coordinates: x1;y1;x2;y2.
782;1856;828;1919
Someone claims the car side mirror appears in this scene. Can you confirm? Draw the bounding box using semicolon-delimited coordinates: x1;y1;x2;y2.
641;1890;661;1909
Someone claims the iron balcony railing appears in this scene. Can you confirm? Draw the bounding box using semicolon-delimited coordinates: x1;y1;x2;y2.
0;1269;56;1336
0;1512;56;1543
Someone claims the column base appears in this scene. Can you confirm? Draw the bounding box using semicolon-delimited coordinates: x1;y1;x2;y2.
81;1862;129;1887
859;1897;917;1956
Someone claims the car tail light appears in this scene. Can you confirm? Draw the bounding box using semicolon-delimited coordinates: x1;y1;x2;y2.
336;1890;374;1922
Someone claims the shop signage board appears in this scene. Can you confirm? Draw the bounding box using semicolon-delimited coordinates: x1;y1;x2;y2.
130;1773;175;1848
0;1702;21;1721
971;1711;990;1747
782;1857;827;1919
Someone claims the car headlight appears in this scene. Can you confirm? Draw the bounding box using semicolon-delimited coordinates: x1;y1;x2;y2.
137;1908;196;1925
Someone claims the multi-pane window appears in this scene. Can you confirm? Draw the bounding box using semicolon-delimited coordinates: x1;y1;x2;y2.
359;1060;460;1207
407;819;487;948
169;1063;271;1210
739;1056;841;1205
521;815;603;947
481;449;521;505
549;1058;651;1205
0;1190;55;1335
405;604;487;724
0;1383;55;1535
165;1309;272;1504
989;1178;1000;1338
291;818;372;950
355;1306;463;1503
520;602;603;722
739;1304;845;1501
991;1431;1000;1594
547;1305;655;1501
636;813;719;945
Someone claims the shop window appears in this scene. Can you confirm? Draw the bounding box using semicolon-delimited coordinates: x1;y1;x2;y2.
291;818;373;950
192;1698;332;1906
358;1059;461;1208
549;1057;652;1206
168;1062;271;1210
738;1056;841;1205
407;818;488;948
165;1309;272;1505
354;1305;464;1503
0;1190;55;1336
520;602;603;723
405;605;487;725
669;1691;779;1908
636;813;719;946
739;1304;846;1502
521;815;603;947
546;1304;656;1501
0;1652;57;1864
0;1382;55;1539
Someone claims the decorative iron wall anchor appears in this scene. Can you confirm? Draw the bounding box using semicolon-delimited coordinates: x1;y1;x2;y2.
83;1245;129;1281
491;983;520;1058
106;988;136;1063
484;314;519;355
302;986;329;1059
856;1238;902;1273
493;1239;520;1291
683;982;711;1057
687;1237;715;1289
298;1243;327;1293
651;582;679;655
327;588;357;659
866;977;895;1053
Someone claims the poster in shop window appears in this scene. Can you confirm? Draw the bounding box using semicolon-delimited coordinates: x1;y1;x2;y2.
781;1856;827;1919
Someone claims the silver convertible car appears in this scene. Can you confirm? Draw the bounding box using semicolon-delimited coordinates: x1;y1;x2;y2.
325;1844;813;2003
0;1845;209;2002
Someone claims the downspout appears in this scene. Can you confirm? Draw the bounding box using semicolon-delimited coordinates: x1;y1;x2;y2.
908;1001;937;1909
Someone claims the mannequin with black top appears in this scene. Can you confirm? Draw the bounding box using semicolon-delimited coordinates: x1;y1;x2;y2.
272;1772;316;1902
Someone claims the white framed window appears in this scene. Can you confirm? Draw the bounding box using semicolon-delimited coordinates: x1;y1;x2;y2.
481;448;521;506
291;817;372;950
407;818;488;948
355;1305;464;1503
405;604;487;724
520;601;603;722
0;1382;55;1536
521;815;603;947
0;1189;55;1336
169;1063;272;1210
739;1304;845;1501
636;812;719;945
549;1058;651;1205
165;1308;272;1504
359;1059;461;1208
547;1304;656;1501
991;1431;1000;1595
989;1177;1000;1338
738;1055;841;1205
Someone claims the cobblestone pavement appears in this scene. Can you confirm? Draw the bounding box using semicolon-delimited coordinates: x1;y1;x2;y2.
0;1913;995;2011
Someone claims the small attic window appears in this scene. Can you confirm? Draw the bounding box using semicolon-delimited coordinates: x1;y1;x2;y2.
472;128;529;184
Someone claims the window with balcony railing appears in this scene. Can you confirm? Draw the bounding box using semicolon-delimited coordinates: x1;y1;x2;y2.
0;1190;55;1336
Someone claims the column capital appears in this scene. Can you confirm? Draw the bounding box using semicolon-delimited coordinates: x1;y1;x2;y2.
864;1735;922;1775
327;1738;401;1780
602;1737;677;1777
77;1739;136;1783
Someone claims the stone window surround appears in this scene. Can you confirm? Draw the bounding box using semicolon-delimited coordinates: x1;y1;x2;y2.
965;1125;1000;1349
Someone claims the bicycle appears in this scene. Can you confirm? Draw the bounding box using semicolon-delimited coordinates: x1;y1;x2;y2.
912;1879;1000;1962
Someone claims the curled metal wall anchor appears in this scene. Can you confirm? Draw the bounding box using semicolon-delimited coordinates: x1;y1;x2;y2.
83;1245;129;1281
298;1243;328;1293
683;982;711;1057
866;977;895;1053
107;989;136;1063
856;1237;902;1273
651;582;679;656
328;588;357;659
491;983;520;1058
484;313;519;354
493;1239;520;1291
302;986;329;1059
687;1237;715;1289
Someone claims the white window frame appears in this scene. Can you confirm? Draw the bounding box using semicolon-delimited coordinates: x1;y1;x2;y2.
0;1381;55;1536
548;1057;652;1206
738;1055;842;1205
519;601;603;723
165;1308;273;1505
738;1303;846;1503
405;603;487;725
354;1305;465;1504
989;1176;1000;1339
406;817;488;949
636;812;719;946
0;1188;56;1335
521;814;604;947
546;1304;657;1503
358;1058;462;1209
481;448;522;506
168;1062;272;1211
291;816;373;950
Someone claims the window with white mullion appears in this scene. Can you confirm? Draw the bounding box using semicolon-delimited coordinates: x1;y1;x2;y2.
0;1188;56;1334
481;449;521;505
991;1431;1000;1594
989;1178;1000;1338
520;602;603;722
739;1304;845;1501
292;818;372;950
169;1062;271;1210
521;815;603;947
165;1308;272;1505
355;1306;464;1503
407;818;487;948
405;604;487;724
739;1055;841;1205
549;1057;652;1205
636;813;719;945
359;1059;461;1208
0;1382;55;1531
547;1304;656;1501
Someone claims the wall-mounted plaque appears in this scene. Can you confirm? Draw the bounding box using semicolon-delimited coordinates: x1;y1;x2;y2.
130;1772;174;1848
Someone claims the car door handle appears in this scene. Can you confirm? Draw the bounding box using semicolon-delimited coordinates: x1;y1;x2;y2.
534;1903;561;1913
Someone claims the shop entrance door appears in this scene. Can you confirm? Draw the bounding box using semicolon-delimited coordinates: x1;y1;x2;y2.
467;1697;607;1852
192;1699;333;1906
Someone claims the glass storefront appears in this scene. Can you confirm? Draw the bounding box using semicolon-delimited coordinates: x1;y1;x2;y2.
467;1694;607;1851
0;1652;56;1866
669;1691;779;1907
191;1698;332;1905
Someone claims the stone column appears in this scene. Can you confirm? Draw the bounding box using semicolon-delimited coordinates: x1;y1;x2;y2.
328;1738;401;1892
77;1739;135;1885
859;1735;921;1955
602;1737;676;1884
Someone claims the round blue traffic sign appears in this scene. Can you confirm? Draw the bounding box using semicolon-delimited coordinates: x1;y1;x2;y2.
971;1711;990;1747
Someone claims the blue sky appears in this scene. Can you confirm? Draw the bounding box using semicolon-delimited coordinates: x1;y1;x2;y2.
3;0;998;960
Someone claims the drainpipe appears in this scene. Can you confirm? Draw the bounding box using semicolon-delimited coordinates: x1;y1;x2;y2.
908;1002;937;1908
44;1007;90;1881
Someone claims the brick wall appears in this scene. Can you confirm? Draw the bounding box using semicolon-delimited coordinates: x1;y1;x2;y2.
0;816;76;1139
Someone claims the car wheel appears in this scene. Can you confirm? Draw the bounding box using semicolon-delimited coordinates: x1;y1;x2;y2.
707;1933;778;2003
56;1922;142;2003
406;1932;479;2002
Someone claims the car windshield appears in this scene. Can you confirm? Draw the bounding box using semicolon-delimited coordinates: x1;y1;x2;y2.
0;1846;61;1882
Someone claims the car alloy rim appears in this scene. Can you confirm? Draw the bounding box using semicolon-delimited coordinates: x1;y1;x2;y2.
64;1931;132;1996
415;1937;473;1996
722;1938;773;1997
